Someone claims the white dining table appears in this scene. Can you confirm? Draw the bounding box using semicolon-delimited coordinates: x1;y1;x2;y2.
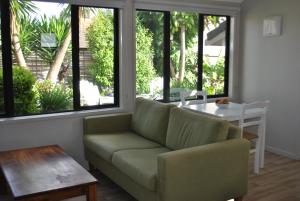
183;102;266;168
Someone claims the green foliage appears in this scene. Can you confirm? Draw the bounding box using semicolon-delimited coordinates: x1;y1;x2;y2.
34;80;73;113
10;0;37;23
0;66;37;115
203;58;225;95
13;66;37;115
137;11;164;76
18;17;39;57
87;10;155;95
135;21;156;94
86;10;114;95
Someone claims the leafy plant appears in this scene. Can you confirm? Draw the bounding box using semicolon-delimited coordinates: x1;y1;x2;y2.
87;10;156;95
0;66;37;115
86;10;114;95
135;20;156;94
35;15;71;64
18;17;39;57
203;58;225;95
34;80;73;113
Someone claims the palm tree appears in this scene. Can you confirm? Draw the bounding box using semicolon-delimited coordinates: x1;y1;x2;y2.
10;0;37;69
170;12;198;84
46;6;95;81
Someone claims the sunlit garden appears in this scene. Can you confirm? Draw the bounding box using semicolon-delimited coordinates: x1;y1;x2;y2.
136;11;228;101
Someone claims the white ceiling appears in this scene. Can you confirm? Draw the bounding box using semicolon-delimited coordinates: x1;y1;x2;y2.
212;0;244;3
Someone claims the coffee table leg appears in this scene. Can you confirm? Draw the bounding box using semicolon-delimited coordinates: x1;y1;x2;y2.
87;183;97;201
0;170;8;194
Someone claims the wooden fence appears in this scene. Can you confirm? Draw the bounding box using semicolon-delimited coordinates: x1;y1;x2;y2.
0;49;94;82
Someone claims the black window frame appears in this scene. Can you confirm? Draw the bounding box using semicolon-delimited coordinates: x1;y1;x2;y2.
136;9;231;102
0;0;120;118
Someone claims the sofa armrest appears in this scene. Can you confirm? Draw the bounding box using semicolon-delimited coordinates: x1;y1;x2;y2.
228;124;242;139
157;139;250;201
84;113;132;135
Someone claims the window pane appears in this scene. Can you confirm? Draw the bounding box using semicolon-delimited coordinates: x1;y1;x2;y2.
79;7;116;106
203;16;227;96
170;12;198;102
136;11;164;100
11;1;73;115
0;7;3;114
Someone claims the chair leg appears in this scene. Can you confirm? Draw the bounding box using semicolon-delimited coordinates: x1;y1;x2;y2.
254;139;260;174
234;196;244;201
259;118;266;168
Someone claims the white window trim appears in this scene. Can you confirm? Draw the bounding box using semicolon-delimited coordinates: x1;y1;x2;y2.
35;0;126;8
134;0;240;16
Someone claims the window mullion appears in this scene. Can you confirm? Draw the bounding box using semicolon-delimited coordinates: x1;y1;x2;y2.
1;0;14;116
113;8;120;107
163;11;170;103
71;5;80;110
224;16;231;97
198;14;204;93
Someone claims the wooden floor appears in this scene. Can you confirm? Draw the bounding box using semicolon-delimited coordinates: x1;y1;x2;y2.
245;152;300;201
1;152;299;201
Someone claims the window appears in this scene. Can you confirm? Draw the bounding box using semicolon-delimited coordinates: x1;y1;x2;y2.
0;0;119;117
203;15;230;96
136;10;165;100
135;10;230;102
79;7;119;107
170;11;199;102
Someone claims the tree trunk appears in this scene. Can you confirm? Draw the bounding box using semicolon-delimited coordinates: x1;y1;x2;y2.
170;62;176;78
178;25;186;83
46;8;84;82
46;29;71;82
10;12;28;69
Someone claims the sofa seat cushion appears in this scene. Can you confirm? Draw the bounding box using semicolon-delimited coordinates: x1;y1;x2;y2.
112;147;171;191
83;132;161;162
131;98;174;145
166;108;229;150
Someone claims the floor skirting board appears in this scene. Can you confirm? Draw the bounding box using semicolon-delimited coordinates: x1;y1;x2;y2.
266;145;299;160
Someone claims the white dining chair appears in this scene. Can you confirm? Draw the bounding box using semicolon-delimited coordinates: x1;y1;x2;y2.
239;100;269;174
180;90;207;107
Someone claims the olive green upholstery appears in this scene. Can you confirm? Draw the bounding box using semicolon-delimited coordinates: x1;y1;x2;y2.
166;107;229;150
83;132;162;162
83;98;249;201
131;98;174;145
112;147;171;191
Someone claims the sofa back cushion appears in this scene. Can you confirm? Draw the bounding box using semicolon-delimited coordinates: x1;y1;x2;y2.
166;107;229;150
131;98;174;145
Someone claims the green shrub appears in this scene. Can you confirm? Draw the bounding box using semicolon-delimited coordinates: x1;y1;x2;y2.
0;66;37;115
35;80;73;113
87;10;155;95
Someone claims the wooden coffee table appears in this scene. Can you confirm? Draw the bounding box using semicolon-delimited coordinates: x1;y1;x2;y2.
0;145;97;201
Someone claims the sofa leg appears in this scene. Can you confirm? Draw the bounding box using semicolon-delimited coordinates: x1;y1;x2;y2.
234;196;244;201
89;163;97;171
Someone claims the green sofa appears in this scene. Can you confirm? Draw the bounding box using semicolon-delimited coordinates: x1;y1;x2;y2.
83;98;250;201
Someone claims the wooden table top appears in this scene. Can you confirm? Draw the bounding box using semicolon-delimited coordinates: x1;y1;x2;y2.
0;145;97;199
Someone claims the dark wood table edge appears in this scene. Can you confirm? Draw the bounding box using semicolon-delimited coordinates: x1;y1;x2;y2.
15;182;98;201
0;145;98;201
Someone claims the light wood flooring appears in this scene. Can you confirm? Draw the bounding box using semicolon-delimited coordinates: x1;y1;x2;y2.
1;152;299;201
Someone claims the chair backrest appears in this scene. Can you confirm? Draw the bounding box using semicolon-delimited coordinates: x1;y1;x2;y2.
239;100;270;133
180;90;207;106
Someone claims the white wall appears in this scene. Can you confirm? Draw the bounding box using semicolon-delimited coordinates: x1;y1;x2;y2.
240;0;300;159
0;117;86;164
